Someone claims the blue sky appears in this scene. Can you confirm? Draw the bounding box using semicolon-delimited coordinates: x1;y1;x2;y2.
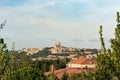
0;0;120;50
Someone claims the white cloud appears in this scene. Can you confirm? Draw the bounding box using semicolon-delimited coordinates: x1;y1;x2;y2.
49;2;57;6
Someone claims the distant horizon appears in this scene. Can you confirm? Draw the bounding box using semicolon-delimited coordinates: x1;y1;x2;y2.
0;0;119;50
7;40;110;50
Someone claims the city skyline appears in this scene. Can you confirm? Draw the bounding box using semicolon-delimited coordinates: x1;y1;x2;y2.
0;0;120;50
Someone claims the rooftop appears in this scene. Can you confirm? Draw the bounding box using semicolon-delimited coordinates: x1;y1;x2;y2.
69;57;97;64
44;68;96;79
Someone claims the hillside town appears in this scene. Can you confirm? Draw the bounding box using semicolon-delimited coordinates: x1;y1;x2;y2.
17;42;100;79
18;42;101;61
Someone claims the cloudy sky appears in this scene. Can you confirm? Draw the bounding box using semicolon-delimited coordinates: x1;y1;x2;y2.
0;0;120;50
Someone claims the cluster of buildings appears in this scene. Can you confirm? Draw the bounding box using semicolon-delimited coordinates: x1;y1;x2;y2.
18;48;43;55
50;42;100;55
18;42;101;60
44;57;97;79
32;53;78;61
50;42;76;54
19;42;100;55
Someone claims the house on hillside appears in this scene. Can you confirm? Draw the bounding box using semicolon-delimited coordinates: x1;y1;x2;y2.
68;57;97;69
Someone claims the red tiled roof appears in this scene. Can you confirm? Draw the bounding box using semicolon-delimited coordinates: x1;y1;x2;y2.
69;57;97;64
44;68;96;79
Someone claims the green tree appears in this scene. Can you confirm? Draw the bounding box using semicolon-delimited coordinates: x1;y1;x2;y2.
68;73;81;80
96;12;120;80
47;73;58;80
14;67;46;80
46;65;58;80
0;21;46;80
68;71;95;80
61;69;68;80
0;21;12;80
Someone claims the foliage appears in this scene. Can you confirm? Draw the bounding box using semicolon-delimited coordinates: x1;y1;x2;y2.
46;73;58;80
0;21;13;80
61;69;68;80
68;73;81;80
68;71;95;80
13;67;46;80
32;58;67;72
0;21;46;80
96;12;120;80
